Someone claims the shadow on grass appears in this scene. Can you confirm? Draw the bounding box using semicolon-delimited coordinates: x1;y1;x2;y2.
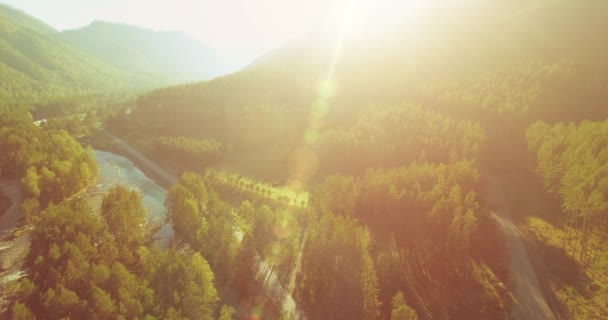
525;233;586;319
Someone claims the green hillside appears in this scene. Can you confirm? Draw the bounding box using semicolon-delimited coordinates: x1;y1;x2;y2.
108;3;608;318
125;0;608;174
59;21;230;84
0;4;142;108
3;1;608;319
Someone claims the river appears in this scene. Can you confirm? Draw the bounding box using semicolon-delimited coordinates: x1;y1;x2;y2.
94;150;173;247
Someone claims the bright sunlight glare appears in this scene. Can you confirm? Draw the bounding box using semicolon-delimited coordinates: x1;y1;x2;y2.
322;0;452;40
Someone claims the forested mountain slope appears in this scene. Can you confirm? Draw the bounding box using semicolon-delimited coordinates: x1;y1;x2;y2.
0;4;54;35
105;2;608;319
0;4;230;110
126;0;608;176
0;5;139;107
2;1;607;319
59;21;230;84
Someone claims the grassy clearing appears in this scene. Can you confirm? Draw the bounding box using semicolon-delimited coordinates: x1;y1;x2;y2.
523;217;608;319
205;169;309;208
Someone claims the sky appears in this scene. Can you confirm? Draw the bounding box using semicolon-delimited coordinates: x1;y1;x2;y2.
0;0;458;66
0;0;358;65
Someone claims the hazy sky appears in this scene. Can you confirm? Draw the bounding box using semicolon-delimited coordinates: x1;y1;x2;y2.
0;0;361;64
0;0;458;65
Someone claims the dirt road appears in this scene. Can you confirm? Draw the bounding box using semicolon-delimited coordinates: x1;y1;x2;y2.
0;180;23;239
484;176;556;320
0;179;29;315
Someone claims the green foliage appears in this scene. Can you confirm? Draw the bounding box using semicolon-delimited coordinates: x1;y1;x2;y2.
144;249;219;320
437;62;571;114
0;5;136;108
296;212;380;320
315;161;481;250
166;172;240;283
522;217;608;319
166;172;209;245
391;292;418;320
309;161;508;319
0;109;98;232
526;119;608;318
320;104;485;175
527;119;608;218
10;302;35;320
218;305;236;320
101;185;147;265
155;136;229;168
12;192;221;320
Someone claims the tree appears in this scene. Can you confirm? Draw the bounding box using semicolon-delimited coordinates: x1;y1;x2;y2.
218;305;236;320
391;292;418;320
10;302;35;320
22;167;40;199
296;212;380;320
101;185;147;265
91;286;118;319
313;174;361;216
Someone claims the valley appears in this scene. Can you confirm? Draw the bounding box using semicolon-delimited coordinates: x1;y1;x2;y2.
1;1;608;319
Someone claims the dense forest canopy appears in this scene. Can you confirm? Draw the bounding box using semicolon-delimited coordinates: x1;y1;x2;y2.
2;1;608;319
122;1;608;177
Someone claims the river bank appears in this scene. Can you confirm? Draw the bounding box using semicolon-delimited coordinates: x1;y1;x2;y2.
0;179;27;315
82;129;181;190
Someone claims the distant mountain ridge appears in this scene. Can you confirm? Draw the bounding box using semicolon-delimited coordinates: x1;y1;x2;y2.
59;21;230;84
0;4;55;35
0;4;136;107
0;4;231;108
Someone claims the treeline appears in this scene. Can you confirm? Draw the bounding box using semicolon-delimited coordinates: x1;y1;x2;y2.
166;173;303;314
295;211;380;319
309;161;508;319
1;105;235;319
527;119;608;264
8;186;233;320
155;136;230;168
319;104;485;175
432;61;608;122
0;108;98;217
436;62;571;115
204;170;307;207
163;163;507;320
133;101;508;319
41;111;99;137
29;95;129;120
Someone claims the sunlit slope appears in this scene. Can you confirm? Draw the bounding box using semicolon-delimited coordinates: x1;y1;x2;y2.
132;1;608;135
0;4;55;35
0;5;138;106
59;21;230;84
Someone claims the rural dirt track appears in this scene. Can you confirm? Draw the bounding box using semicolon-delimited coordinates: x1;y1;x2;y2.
484;176;556;320
0;179;28;315
0;179;23;238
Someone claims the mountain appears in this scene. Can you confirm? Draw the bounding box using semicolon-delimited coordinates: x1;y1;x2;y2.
126;0;608;175
0;4;145;107
0;4;55;35
131;0;608;116
114;2;608;319
0;5;231;109
59;21;230;84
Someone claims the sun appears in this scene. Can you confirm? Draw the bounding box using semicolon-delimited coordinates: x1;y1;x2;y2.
320;0;445;44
